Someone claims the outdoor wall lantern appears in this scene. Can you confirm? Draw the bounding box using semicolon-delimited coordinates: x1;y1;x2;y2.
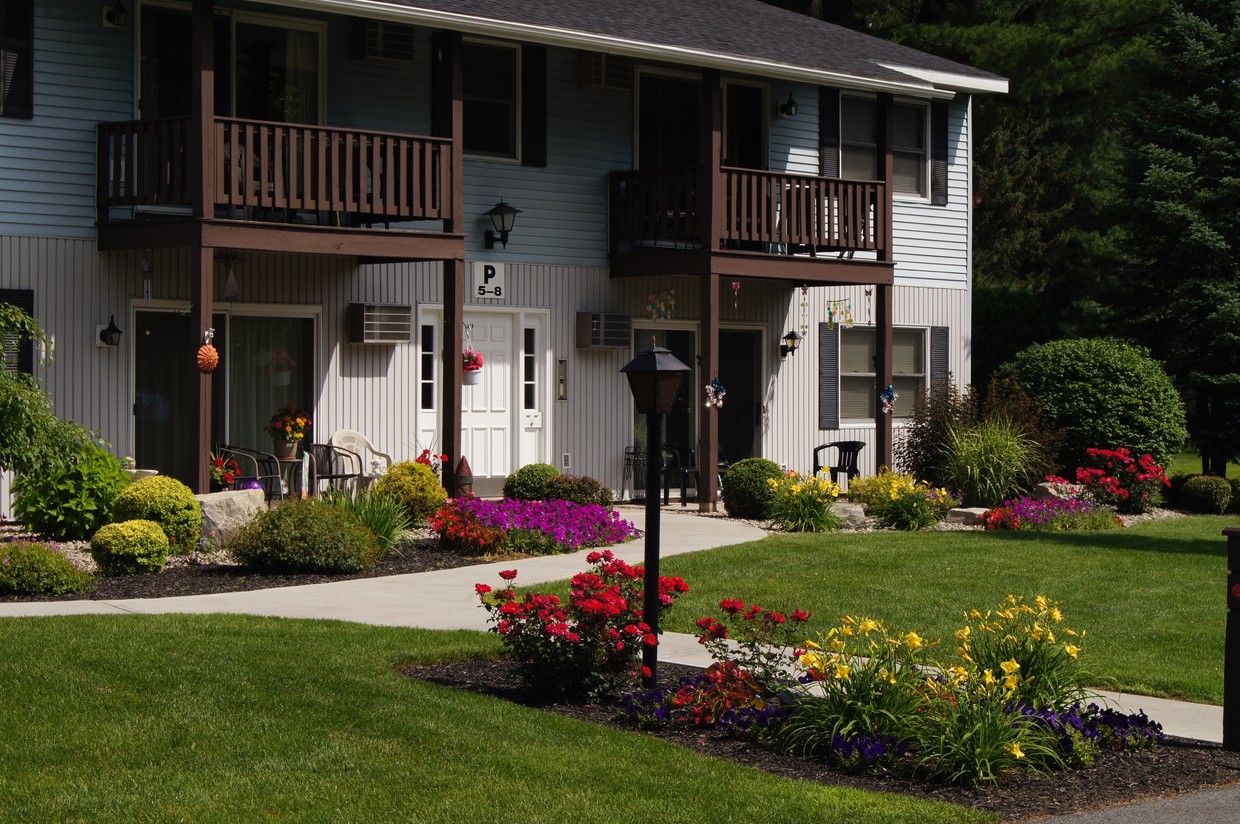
620;346;691;689
779;329;802;360
104;0;129;28
778;93;798;118
96;315;123;348
484;200;521;249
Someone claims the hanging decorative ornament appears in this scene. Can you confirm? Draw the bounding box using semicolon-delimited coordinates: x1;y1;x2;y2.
879;384;899;415
844;299;855;328
731;281;741;320
704;375;727;408
196;327;219;373
799;285;810;337
865;287;873;325
826;300;835;331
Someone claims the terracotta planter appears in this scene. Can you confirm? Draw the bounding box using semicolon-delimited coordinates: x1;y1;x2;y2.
463;369;483;386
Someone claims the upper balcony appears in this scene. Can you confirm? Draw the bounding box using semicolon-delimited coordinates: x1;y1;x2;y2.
609;166;894;285
96;116;462;262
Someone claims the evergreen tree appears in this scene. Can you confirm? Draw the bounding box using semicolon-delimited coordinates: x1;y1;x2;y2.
1111;0;1240;474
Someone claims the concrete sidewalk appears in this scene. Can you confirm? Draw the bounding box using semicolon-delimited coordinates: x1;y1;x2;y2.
1;506;1233;821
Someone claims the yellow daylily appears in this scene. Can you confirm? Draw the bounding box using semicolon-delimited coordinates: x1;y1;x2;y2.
1050;607;1063;623
858;618;880;634
1002;674;1020;692
1035;595;1049;609
1000;658;1021;676
982;669;997;687
905;631;924;650
1005;742;1025;759
833;663;851;681
805;639;821;650
879;667;898;684
955;626;972;643
1063;644;1080;659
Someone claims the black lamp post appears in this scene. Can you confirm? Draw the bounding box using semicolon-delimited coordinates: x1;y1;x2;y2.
621;345;690;687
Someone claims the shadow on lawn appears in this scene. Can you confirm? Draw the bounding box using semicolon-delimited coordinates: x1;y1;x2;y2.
960;516;1234;558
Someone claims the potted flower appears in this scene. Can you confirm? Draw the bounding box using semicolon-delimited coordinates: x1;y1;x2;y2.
208;450;241;492
264;403;312;458
270;350;297;387
462;348;485;385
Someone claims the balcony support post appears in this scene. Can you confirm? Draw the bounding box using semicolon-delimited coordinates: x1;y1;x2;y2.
700;70;723;251
875;94;895;469
699;272;720;510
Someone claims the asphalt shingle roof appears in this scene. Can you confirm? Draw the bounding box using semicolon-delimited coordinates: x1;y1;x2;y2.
370;0;1006;92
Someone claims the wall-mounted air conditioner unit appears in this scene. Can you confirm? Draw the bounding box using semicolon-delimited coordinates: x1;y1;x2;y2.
347;303;412;344
576;312;632;349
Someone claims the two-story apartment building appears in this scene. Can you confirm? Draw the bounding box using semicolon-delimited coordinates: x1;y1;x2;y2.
0;0;1005;509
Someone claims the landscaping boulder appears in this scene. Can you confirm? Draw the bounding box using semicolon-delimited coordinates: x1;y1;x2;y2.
835;501;868;530
947;507;989;526
1033;480;1083;501
196;489;265;547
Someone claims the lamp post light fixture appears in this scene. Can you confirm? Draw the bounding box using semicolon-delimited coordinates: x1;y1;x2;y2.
96;315;123;348
779;329;802;360
104;0;129;28
483;200;521;249
620;345;691;688
778;92;798;118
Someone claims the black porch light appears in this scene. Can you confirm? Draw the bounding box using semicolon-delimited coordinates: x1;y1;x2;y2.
484;200;521;249
620;346;691;688
779;92;798;118
97;314;123;348
779;329;802;360
105;0;129;28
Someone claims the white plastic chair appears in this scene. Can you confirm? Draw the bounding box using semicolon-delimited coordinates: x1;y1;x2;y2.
329;429;393;490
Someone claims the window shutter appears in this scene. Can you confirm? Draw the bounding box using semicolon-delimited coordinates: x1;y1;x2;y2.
930;100;949;205
930;325;949;389
521;45;547;167
818;322;840;430
0;288;35;375
819;87;840;178
1;0;34;120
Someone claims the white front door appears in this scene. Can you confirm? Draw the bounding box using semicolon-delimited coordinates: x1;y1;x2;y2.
463;317;514;480
417;307;549;490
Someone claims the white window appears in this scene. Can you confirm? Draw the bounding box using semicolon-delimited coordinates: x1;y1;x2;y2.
463;40;520;159
839;327;926;420
840;97;929;197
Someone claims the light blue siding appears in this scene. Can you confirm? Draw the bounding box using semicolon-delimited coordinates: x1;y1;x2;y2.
0;0;132;238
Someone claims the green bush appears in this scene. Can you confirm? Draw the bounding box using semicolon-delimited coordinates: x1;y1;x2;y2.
11;440;130;541
90;520;170;576
721;458;784;519
502;463;562;501
319;487;411;550
229;499;384;573
371;461;447;523
1180;475;1232;514
0;540;94;595
994;338;1187;468
1230;478;1240;514
1165;473;1195;506
112;475;202;552
543;473;614;508
941;417;1044;507
897;381;979;489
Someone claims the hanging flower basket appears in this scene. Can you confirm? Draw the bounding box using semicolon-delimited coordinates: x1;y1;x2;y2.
463;348;484;384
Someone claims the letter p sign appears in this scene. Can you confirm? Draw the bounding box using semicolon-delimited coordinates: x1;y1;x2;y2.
475;262;506;299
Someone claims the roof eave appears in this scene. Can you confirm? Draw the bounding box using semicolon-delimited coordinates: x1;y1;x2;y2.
279;0;961;96
874;62;1009;95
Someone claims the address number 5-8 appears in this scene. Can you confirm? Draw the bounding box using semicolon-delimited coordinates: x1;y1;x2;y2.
478;285;502;297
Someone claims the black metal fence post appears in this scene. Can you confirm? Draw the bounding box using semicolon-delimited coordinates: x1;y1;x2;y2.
1224;527;1240;751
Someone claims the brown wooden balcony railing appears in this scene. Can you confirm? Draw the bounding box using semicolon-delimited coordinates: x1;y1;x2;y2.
98;117;454;227
609;166;887;257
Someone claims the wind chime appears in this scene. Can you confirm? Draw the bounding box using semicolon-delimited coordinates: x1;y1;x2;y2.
879;384;898;414
865;287;874;325
823;299;854;330
731;281;741;321
704;374;727;408
799;285;810;338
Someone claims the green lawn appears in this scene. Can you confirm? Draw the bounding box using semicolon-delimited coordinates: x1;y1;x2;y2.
659;515;1234;704
1166;452;1239;477
0;614;988;823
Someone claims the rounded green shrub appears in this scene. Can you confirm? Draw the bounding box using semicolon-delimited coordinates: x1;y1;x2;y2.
90;520;170;576
543;473;614;508
371;461;447;523
503;463;562;501
721;458;784;519
1230;478;1240;514
994;338;1187;468
229;498;384;573
1180;475;1232;514
0;540;94;595
11;440;130;541
113;475;202;552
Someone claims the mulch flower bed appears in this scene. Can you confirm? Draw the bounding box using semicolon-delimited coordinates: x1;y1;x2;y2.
404;659;1240;822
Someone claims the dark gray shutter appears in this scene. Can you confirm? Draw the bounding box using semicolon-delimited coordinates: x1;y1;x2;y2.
930;325;949;389
819;87;840;178
0;287;35;374
930;100;949;205
1;0;35;120
521;45;547;167
818;322;839;429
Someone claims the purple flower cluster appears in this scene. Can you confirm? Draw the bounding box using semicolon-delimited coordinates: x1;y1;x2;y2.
1006;496;1098;526
826;732;908;771
618;672;786;735
452;497;639;551
1017;702;1164;754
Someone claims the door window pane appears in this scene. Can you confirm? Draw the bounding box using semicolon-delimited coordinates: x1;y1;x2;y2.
228;315;315;450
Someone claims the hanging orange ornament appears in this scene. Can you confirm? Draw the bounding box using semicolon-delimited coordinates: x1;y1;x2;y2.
197;328;219;373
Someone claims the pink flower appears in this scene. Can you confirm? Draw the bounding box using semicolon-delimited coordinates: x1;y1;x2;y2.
499;569;518;581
